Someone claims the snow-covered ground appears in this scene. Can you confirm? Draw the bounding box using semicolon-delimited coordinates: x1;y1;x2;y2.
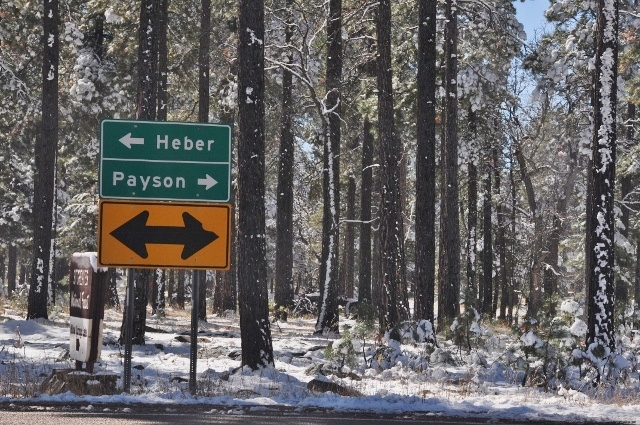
0;302;639;424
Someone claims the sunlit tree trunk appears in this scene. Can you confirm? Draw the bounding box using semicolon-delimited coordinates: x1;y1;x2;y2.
157;0;168;121
28;0;59;320
316;0;342;335
358;120;374;305
274;0;295;313
237;0;274;368
618;103;635;310
482;151;493;316
586;0;618;354
8;245;17;298
377;0;406;339
340;177;356;298
438;0;461;326
119;0;159;344
414;0;437;323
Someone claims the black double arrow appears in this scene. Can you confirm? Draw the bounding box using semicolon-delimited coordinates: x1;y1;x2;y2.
111;210;218;260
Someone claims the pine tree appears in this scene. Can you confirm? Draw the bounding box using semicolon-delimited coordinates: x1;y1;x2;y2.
27;0;59;320
274;0;295;314
414;0;437;323
438;0;461;326
377;0;407;338
586;0;619;355
315;0;342;335
358;119;374;305
237;0;274;369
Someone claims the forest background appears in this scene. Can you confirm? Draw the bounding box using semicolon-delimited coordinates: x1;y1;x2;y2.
0;0;639;372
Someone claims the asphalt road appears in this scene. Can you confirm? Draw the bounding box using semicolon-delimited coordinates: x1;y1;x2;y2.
0;404;628;425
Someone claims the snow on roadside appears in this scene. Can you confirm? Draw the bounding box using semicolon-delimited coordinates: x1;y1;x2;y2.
1;308;640;423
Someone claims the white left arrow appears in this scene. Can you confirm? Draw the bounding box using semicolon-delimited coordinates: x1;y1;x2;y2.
198;174;218;190
119;133;145;148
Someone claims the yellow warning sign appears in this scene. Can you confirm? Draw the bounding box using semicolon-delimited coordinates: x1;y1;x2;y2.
98;200;231;269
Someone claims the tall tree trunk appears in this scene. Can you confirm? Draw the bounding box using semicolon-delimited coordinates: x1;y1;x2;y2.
508;163;517;324
482;151;493;316
106;268;120;309
515;144;543;318
7;245;17;298
586;0;618;354
28;0;59;320
358;119;374;305
177;269;185;309
133;270;149;345
153;269;165;316
495;151;508;320
196;0;212;323
340;177;356;298
493;148;503;318
198;0;211;123
544;147;577;315
316;0;342;335
636;241;640;323
466;110;478;309
19;261;26;289
157;0;168;121
199;270;207;320
136;0;159;121
120;0;159;344
414;0;437;323
438;0;461;326
0;253;5;293
237;0;274;368
618;103;635;309
167;269;175;306
274;0;295;313
377;0;406;339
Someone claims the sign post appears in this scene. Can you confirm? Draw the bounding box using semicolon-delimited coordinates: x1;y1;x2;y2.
99;119;232;395
69;253;107;374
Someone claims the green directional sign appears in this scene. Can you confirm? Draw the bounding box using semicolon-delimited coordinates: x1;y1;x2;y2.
100;119;231;202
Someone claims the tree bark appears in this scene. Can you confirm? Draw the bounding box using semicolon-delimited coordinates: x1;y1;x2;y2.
196;0;212;323
274;0;295;312
493;149;504;319
199;270;207;321
340;177;356;298
377;0;406;339
7;245;17;298
315;0;342;335
237;0;274;368
28;0;59;320
177;269;185;309
157;0;168;120
358;119;374;305
414;0;437;323
438;0;461;326
136;0;158;121
106;268;120;310
586;0;618;354
618;103;635;307
482;152;493;316
515;144;543;318
167;269;175;306
0;253;5;294
119;0;159;344
133;269;149;345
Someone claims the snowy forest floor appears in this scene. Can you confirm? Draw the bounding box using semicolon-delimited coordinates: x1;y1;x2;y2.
1;298;640;424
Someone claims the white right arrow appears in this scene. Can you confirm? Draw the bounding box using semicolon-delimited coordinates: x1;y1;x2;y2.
198;174;218;190
119;133;145;148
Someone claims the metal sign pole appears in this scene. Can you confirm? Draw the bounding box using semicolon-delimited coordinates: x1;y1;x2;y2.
123;269;134;393
189;270;199;395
